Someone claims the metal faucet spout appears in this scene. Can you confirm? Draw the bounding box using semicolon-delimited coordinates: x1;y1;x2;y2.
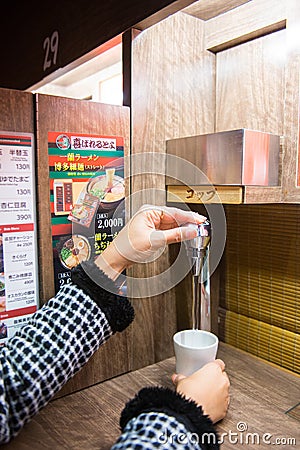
184;220;211;331
185;221;211;277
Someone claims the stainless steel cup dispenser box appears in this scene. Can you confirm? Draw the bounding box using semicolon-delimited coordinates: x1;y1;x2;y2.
166;129;280;186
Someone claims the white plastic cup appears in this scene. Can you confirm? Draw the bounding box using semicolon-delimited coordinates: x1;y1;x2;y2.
173;329;219;376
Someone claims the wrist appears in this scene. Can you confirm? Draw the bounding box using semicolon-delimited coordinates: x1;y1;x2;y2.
119;387;218;449
95;241;129;281
71;262;134;333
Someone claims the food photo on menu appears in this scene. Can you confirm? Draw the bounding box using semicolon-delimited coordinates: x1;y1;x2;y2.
57;234;91;270
68;167;125;228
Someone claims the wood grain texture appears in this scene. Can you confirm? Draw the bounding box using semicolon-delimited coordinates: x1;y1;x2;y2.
134;0;196;30
281;0;300;201
5;343;300;449
167;185;243;204
244;186;282;203
204;0;300;203
132;12;215;150
0;88;34;132
215;28;285;202
216;30;285;135
205;0;286;51
35;94;133;396
130;12;216;366
183;0;251;21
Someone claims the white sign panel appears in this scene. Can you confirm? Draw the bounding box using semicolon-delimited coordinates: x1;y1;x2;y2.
0;132;39;344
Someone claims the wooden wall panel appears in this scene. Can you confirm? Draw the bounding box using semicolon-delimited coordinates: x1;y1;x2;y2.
183;0;250;21
204;0;300;203
215;30;285;135
35;94;133;396
205;0;286;51
215;28;286;203
132;12;215;153
131;12;216;357
0;88;34;132
281;0;300;201
209;0;300;372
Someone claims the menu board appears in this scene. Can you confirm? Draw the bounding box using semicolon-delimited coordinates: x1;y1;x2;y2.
48;132;125;293
0;132;39;345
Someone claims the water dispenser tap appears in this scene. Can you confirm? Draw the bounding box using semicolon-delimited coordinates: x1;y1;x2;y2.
184;221;211;276
184;221;211;330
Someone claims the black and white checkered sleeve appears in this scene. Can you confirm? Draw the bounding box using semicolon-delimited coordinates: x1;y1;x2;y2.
111;387;219;450
0;266;134;444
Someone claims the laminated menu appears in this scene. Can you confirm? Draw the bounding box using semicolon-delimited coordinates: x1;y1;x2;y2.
0;132;39;344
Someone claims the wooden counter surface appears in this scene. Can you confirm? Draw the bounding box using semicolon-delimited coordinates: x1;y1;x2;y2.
5;343;300;449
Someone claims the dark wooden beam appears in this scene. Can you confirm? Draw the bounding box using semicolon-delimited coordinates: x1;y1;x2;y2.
0;0;194;90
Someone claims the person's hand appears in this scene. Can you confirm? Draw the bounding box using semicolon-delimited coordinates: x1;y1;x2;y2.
95;204;206;280
172;359;230;424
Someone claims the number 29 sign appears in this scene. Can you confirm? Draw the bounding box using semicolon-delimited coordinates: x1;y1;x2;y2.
43;30;59;72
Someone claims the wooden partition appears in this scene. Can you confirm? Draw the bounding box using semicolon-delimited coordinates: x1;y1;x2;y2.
35;94;139;395
36;94;129;303
130;0;300;374
131;12;217;341
0;88;34;132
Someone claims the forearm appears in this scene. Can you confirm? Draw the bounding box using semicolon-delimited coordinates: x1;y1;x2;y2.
111;387;219;450
0;265;134;444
